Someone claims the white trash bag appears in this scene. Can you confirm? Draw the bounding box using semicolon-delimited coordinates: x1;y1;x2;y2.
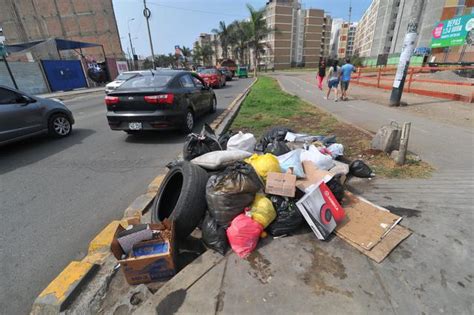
327;143;344;159
300;145;335;171
191;150;252;170
227;132;257;153
277;149;305;178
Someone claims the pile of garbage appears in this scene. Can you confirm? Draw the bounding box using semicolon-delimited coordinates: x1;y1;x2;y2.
161;125;373;258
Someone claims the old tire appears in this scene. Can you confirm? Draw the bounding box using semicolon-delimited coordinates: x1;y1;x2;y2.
182;109;194;134
151;162;209;238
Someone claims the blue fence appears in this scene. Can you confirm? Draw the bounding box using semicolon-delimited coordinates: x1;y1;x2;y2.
41;60;87;92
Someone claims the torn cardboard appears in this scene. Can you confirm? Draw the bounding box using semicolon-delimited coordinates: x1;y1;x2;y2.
296;161;333;192
335;192;403;250
266;172;297;197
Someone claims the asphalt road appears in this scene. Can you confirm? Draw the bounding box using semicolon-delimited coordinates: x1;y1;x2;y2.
0;77;253;315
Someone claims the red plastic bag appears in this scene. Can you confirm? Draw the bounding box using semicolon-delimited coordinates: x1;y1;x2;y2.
226;214;263;258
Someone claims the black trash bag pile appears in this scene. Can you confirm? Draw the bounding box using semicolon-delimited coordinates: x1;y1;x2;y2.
201;211;229;255
218;130;233;150
264;139;291;156
267;196;303;236
349;160;374;178
183;124;222;161
206;161;263;227
255;126;293;152
326;174;345;203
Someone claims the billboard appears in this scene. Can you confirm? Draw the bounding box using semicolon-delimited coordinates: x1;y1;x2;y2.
431;14;474;48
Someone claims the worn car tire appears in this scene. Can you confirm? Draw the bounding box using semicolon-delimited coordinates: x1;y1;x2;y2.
48;113;72;138
182;109;194;134
209;96;217;113
151;162;209;238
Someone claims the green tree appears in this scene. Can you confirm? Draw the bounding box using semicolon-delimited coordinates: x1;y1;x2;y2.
246;4;275;76
228;20;252;65
201;43;214;66
212;21;230;59
192;43;203;66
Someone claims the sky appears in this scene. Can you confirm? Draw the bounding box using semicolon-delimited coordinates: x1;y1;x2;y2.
112;0;373;58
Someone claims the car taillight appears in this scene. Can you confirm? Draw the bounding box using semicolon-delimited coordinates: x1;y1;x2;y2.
105;96;119;105
144;94;174;104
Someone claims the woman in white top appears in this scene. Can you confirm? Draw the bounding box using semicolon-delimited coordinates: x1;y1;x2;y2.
325;60;341;102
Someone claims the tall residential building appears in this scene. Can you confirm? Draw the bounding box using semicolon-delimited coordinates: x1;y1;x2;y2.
337;22;357;59
261;0;331;69
330;18;344;58
353;0;446;59
0;0;123;59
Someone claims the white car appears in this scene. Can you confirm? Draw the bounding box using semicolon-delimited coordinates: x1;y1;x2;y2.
105;71;146;94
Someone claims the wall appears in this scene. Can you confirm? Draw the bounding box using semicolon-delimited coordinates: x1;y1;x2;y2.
0;61;49;94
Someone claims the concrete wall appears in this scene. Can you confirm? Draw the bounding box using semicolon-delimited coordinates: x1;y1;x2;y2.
0;61;49;94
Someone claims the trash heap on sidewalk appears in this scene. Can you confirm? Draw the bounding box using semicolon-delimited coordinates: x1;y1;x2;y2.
111;124;412;286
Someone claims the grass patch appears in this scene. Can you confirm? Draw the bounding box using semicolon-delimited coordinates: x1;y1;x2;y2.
232;76;433;179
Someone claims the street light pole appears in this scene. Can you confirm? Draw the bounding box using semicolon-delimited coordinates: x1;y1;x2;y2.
389;0;424;107
127;18;135;70
143;0;156;69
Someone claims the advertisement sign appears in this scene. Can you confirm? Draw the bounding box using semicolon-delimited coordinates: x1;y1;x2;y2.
431;14;474;48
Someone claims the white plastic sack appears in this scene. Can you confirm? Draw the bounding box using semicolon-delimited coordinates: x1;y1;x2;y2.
191;150;252;170
327;143;344;158
227;132;257;153
277;149;305;178
329;160;349;176
300;145;335;171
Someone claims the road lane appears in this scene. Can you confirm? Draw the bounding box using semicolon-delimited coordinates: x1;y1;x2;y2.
0;77;253;314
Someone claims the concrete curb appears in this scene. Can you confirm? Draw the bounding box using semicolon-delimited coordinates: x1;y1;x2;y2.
38;87;104;100
31;78;257;314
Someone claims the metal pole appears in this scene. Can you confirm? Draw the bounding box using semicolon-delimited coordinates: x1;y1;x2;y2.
389;0;424;107
3;56;19;89
127;18;135;71
143;0;156;69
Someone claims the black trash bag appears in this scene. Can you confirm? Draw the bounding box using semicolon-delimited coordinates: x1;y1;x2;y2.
218;130;232;150
264;139;291;156
183;124;222;161
267;196;303;236
255;126;293;152
326;174;345;203
202;211;229;255
206;161;263;226
349;160;374;178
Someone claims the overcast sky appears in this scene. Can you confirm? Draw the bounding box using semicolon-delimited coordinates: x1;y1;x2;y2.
112;0;372;58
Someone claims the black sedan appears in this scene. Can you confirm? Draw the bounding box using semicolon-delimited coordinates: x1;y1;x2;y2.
105;70;217;134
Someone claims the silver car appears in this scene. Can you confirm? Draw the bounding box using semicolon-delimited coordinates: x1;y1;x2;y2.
0;85;75;146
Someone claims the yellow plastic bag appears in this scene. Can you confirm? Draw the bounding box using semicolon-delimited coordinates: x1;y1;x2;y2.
245;153;281;181
250;194;276;228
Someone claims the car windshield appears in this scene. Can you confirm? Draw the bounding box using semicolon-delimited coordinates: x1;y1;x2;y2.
119;74;173;89
201;69;217;74
239;67;247;71
115;73;139;81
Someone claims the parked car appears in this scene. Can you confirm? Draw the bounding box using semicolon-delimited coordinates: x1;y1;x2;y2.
219;67;233;81
0;85;75;146
197;68;226;88
105;70;217;134
235;66;249;78
105;71;145;94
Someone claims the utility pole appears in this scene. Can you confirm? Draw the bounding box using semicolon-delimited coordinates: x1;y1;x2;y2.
143;0;156;69
389;0;424;107
127;18;135;70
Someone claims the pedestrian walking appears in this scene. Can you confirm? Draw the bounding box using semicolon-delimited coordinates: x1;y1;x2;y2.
340;58;356;101
317;60;326;90
325;60;341;102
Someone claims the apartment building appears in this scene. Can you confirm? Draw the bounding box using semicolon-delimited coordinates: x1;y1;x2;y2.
262;0;331;69
0;0;123;59
353;0;380;57
334;22;357;59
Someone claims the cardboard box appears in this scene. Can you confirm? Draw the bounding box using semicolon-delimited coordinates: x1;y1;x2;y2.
265;171;297;197
296;181;345;240
111;220;176;285
296;161;334;192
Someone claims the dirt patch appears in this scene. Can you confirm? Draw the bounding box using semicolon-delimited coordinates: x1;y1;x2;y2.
246;250;273;284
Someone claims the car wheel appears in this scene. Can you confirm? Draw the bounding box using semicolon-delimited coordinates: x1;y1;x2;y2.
182;109;194;133
48;113;72;138
151;161;209;238
209;96;217;113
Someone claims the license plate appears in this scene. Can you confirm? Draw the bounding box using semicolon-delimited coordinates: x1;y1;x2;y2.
128;122;142;130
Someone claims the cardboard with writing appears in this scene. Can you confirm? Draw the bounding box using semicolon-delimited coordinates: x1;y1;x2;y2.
265;171;297;197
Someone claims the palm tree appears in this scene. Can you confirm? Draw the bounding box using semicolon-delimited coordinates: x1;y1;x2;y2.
212;21;230;59
181;46;192;68
201;44;214;66
246;4;275;76
228;20;252;66
192;43;203;66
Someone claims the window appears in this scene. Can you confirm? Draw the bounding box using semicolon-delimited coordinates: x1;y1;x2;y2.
120;74;173;89
0;88;20;104
180;75;195;88
192;75;204;88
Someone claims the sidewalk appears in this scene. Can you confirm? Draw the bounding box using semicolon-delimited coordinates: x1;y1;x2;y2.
135;74;473;314
37;86;104;99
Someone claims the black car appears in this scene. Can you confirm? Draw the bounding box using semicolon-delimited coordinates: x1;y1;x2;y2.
105;70;217;134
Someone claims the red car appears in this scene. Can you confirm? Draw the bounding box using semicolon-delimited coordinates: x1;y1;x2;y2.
197;68;226;88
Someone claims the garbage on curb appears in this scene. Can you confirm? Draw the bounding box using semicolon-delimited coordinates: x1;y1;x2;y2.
349;160;375;178
265;171;297;197
255;126;293;152
227;131;257;153
296;181;345;240
277;149;306;178
264;139;291;156
191;149;252;170
267;195;303;236
245;153;281;181
111;220;176;285
249;194;276;228
300;145;335;171
202;211;229;255
183;124;222;161
227;213;263;258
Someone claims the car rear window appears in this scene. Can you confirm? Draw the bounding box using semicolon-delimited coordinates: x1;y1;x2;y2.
116;73;138;80
119;74;173;89
201;69;218;74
